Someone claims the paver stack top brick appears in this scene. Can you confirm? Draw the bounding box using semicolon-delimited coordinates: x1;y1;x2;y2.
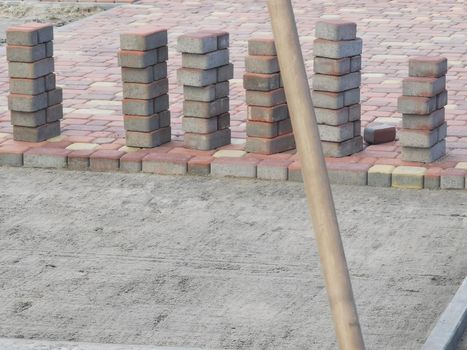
177;31;232;150
118;26;171;148
7;23;62;142
312;19;363;157
398;56;448;163
244;37;295;155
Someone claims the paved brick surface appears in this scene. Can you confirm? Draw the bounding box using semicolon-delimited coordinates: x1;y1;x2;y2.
2;0;467;187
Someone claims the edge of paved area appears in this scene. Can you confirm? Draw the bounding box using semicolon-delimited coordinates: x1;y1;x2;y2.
0;338;208;350
421;277;467;350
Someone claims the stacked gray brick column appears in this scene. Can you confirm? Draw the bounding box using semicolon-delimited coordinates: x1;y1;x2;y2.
6;23;62;142
398;57;448;162
312;20;363;157
243;38;295;154
177;31;232;150
118;27;171;148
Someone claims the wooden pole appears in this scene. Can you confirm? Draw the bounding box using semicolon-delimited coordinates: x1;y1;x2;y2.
266;1;366;349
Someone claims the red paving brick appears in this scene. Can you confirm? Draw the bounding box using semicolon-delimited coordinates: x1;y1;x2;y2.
1;1;467;186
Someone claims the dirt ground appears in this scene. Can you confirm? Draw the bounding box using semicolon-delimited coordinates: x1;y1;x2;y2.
0;167;465;349
0;2;104;44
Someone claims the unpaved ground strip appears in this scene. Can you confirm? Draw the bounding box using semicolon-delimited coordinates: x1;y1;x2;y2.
0;3;104;44
0;167;465;350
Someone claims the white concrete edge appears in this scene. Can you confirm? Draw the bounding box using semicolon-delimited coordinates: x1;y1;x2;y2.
421;276;467;350
0;338;207;350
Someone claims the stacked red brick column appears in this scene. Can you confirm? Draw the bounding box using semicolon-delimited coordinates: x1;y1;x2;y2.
312;20;363;157
243;38;295;154
398;57;448;162
118;27;170;148
6;23;62;142
177;31;232;150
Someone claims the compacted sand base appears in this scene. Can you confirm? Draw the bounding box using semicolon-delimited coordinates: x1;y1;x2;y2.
0;167;465;349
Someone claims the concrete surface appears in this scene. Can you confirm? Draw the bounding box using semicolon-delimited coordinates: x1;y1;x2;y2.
0;338;203;350
422;277;467;350
459;331;467;350
0;167;466;350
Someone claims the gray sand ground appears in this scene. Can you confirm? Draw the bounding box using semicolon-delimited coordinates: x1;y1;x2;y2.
0;2;103;44
0;167;466;350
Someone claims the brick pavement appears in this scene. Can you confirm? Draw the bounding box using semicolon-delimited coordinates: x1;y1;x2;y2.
2;0;467;188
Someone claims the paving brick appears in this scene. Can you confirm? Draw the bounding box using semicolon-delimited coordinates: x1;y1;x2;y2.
440;168;465;189
313;56;351;76
183;116;218;134
211;157;259;178
89;150;125;172
123;78;168;99
23;23;53;43
67;149;95;170
183;97;229;118
119;150;149;172
118;49;157;68
278;118;292;135
246;120;278;138
154;94;170;113
183;84;216;102
8;93;48;112
126;127;171;148
8;58;54;79
177;67;217;87
6;26;39;46
424;167;441;189
348;103;361;121
245;88;286;107
287;161;303;182
177;31;223;54
9;77;46;95
243;72;281;91
120;27;167;51
46;103;63;123
245;55;279;74
409;56;448;78
0;145;30;166
121;66;154;83
402;108;445;130
350;55;362;72
47;87;63;106
23;147;69;168
217;63;234;81
313;38;362;59
327;162;370;186
65;143;99;151
182;49;229;69
397;95;437;115
257;158;292;181
142;152;191;175
44;73;56;91
401;140;446;163
318;122;354;142
13;121;60;142
315;107;349;126
124;114;160;132
245;132;295;154
436;90;448;109
392;166;426;189
215;81;229;99
247;104;289;122
312;89;359;109
402;76;446;97
10;109;46;127
159;110;171;128
184;128;231;150
157;46;168;63
213;150;246;158
321;135;363;157
248;37;276;56
45;41;53;57
368;164;394;187
154;62;168;80
188;156;213;176
353;120;361;137
122;98;154;116
315;19;357;41
6;44;46;63
312;72;361;92
363;123;396;144
400;122;446;148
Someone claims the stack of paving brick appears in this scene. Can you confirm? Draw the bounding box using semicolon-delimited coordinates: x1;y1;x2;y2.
398;57;448;162
243;38;295;154
6;23;62;142
177;31;232;150
118;27;170;148
312;19;363;157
